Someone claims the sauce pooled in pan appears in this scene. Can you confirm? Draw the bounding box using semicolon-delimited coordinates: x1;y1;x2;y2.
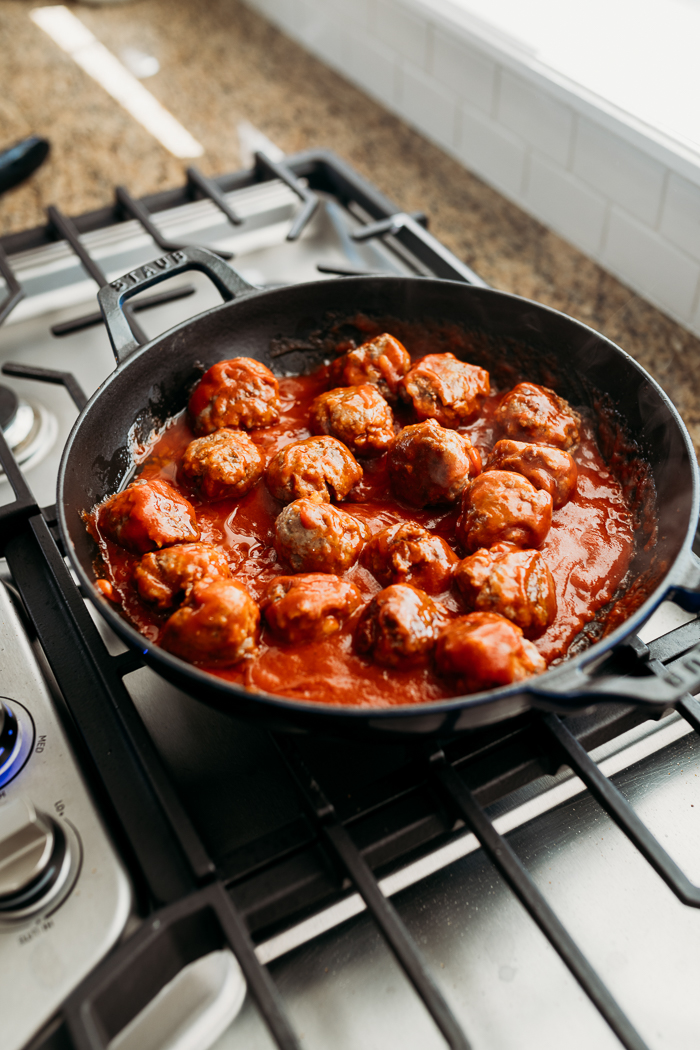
88;334;638;708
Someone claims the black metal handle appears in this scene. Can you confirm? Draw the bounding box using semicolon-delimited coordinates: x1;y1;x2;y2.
0;135;49;194
530;640;700;709
97;247;258;364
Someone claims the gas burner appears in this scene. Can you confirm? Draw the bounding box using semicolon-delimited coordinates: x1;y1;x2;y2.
0;383;57;476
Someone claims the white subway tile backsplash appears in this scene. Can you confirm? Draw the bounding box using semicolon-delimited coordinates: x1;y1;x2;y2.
397;64;457;151
259;0;300;34
602;207;700;321
323;0;372;31
572;117;665;226
375;0;428;68
456;102;526;199
300;11;347;71
430;28;496;114
244;0;700;337
498;71;573;167
660;173;700;264
344;31;398;109
246;0;279;19
294;0;315;27
524;154;607;256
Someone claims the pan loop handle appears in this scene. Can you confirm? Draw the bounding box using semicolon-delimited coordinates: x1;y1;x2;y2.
529;639;700;711
527;545;700;712
97;247;258;365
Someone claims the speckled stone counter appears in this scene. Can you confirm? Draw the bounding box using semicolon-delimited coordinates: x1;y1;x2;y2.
1;0;699;453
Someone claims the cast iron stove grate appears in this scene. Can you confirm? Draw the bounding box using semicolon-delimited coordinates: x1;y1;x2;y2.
1;151;699;1050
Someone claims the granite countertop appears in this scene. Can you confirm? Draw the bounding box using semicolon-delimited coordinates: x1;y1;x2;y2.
1;0;698;453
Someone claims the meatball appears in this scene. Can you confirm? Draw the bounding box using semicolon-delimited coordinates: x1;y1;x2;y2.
355;584;446;668
96;478;199;555
456;471;552;552
400;352;490;427
160;579;259;667
188;356;280;435
495;382;580;450
435;612;546;693
181;429;264;501
274;497;369;574
266;436;362;504
454;543;557;637
309;384;395;456
133;542;231;610
329;333;411;403
362;521;458;594
486;439;577;509
261;573;362;643
389;418;482;507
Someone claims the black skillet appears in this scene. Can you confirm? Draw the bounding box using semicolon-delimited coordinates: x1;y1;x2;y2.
57;247;700;739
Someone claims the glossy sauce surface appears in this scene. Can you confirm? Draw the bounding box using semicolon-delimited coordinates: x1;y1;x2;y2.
92;364;636;708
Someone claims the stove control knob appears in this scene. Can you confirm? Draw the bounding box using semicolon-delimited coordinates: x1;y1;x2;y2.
0;700;21;780
0;797;70;915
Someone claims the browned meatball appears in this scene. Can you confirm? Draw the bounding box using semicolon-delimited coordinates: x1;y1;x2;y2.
435;612;546;693
355;584;446;668
181;429;264;501
362;522;458;594
261;573;362;643
160;579;259;667
266;436;362;504
495;382;580;449
400;352;490;427
133;543;231;610
96;478;200;555
274;497;369;573
486;439;577;509
389;418;482;507
329;333;411;403
454;543;557;637
309;384;395;456
456;471;552;552
188;357;280;435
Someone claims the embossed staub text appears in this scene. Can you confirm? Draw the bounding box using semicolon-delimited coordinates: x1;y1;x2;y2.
110;250;186;292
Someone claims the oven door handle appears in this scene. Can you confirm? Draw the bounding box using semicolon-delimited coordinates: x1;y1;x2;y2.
97;247;259;365
530;640;700;710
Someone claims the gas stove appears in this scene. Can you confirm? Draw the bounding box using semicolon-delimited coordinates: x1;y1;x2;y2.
1;149;700;1050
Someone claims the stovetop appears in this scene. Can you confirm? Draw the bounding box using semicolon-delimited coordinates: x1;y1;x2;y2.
1;150;700;1050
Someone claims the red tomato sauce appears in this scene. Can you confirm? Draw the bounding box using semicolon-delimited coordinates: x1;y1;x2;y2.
91;363;637;708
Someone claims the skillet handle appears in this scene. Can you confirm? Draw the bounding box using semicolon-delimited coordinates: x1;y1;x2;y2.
97;246;258;364
529;640;700;711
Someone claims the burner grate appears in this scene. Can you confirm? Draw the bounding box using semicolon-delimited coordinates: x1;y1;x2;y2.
46;204;148;348
273;733;471;1050
115;183;234;261
186;165;243;227
0;244;24;325
254;151;320;241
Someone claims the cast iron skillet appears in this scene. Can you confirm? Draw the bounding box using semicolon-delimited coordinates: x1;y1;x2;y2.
58;247;700;739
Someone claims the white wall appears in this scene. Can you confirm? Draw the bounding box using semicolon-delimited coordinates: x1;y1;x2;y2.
244;0;700;339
